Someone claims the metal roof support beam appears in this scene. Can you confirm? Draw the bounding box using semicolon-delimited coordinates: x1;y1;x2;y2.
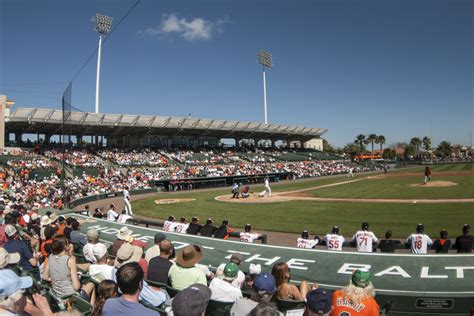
205;120;215;129
27;108;38;122
162;117;172;128
44;110;55;122
98;114;106;125
218;120;227;129
178;118;187;128
115;114;124;126
131;115;140;126
147;116;157;127
192;119;201;128
80;113;89;124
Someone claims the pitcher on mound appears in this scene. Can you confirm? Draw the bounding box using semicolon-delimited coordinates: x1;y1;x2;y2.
259;177;272;197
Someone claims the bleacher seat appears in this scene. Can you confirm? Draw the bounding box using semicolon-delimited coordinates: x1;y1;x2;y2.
205;299;233;316
276;298;306;315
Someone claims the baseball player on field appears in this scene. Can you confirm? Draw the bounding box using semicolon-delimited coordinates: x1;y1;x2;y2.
296;230;320;249
259;177;272;197
123;185;133;216
240;224;262;243
323;226;345;251
352;222;378;252
406;223;433;254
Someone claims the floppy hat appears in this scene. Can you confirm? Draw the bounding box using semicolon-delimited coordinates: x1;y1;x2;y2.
176;245;203;268
117;227;133;240
0;269;33;298
172;284;211;316
114;243;143;268
0;248;20;269
306;288;332;314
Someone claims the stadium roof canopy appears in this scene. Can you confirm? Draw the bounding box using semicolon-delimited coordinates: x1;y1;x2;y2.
6;108;327;141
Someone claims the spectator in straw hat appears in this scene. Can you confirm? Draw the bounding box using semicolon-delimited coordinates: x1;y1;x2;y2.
331;269;379;316
112;227;148;257
169;245;206;290
114;243;148;276
0;247;20;269
209;262;243;302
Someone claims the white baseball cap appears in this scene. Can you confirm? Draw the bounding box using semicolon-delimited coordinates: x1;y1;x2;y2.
4;225;17;237
0;248;20;269
92;243;108;260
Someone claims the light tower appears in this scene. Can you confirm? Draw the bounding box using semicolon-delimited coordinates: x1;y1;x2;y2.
257;50;273;125
93;13;113;114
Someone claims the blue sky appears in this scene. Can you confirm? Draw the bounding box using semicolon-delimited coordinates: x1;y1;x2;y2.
1;0;472;147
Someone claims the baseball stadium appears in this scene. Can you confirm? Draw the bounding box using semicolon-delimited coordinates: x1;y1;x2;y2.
1;0;473;316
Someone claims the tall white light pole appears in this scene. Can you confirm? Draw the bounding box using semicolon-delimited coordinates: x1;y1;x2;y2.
93;13;113;114
257;50;273;124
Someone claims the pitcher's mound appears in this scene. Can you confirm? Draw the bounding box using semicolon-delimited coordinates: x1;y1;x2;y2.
154;198;196;205
411;181;458;187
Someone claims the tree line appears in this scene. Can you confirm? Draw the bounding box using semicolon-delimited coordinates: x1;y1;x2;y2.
323;135;455;160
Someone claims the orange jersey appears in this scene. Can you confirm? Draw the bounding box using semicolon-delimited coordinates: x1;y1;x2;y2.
332;290;379;316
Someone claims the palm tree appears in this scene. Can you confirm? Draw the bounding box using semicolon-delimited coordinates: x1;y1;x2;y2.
367;134;378;157
355;134;366;156
422;136;431;152
376;135;386;152
410;137;422;158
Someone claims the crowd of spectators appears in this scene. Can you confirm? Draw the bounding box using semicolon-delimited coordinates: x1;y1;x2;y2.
44;149;101;168
0;201;384;316
98;149;170;167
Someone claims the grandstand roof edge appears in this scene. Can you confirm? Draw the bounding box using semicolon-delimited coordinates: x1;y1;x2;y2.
7;107;327;138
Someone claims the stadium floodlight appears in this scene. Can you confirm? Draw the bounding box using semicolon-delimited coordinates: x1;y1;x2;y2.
257;50;273;125
93;13;113;114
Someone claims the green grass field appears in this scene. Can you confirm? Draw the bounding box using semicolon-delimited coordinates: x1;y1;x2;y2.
133;163;474;238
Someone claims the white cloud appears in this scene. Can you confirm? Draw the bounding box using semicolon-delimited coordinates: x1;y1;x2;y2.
140;14;229;41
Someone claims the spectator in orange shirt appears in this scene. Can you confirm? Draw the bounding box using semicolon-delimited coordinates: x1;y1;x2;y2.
331;269;379;316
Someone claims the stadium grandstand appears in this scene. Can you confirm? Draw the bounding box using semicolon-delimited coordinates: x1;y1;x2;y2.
3;106;327;149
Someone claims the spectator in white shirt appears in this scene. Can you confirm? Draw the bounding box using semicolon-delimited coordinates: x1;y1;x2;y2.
83;229;101;263
209;262;243;302
215;253;246;289
89;243;115;281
